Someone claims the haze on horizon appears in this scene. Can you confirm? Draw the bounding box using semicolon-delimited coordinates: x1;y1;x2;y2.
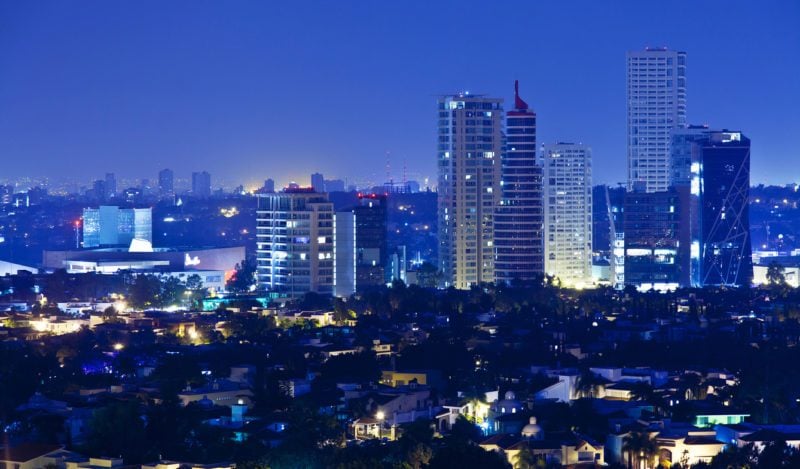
1;0;798;187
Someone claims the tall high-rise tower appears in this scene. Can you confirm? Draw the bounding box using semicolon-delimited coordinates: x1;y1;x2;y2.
311;173;324;192
192;171;212;198
671;129;752;287
627;48;687;193
437;93;503;289
354;193;388;289
104;173;117;198
158;169;174;197
495;81;543;284
543;143;593;288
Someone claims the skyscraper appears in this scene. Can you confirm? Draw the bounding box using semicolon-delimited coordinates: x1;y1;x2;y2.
192;171;212;198
92;180;107;202
542;143;593;288
672;130;752;287
104;173;117;198
627;47;687;193
437;93;503;289
159;168;174;197
623;186;690;291
495;81;543;284
354;193;388;288
311;173;324;192
263;178;275;193
255;188;334;296
333;210;356;297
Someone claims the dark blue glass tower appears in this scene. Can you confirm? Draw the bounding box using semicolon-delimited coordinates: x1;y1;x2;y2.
695;131;752;286
494;81;543;283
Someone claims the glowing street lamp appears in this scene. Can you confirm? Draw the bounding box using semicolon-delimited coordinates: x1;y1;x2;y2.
375;410;385;439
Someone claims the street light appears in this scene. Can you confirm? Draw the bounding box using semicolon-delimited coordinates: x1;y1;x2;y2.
376;410;385;439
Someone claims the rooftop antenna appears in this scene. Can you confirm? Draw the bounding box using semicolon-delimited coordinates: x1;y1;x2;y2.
385;151;393;185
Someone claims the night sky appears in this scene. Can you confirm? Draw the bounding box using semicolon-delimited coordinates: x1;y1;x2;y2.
0;1;798;187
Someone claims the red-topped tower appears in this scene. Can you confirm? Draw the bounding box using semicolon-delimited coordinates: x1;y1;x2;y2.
494;81;544;283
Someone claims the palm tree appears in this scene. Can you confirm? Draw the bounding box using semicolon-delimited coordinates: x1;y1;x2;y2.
576;369;605;398
513;444;540;469
623;431;658;469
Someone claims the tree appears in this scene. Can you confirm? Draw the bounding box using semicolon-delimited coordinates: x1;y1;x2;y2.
283;398;345;450
405;442;433;469
161;276;186;307
184;274;208;309
227;260;257;293
128;275;162;309
428;441;510;468
186;274;204;291
101;306;120;323
767;261;787;287
415;262;441;289
332;297;356;325
449;415;483;444
514;444;539;469
82;401;150;462
623;431;658;469
576;369;605;398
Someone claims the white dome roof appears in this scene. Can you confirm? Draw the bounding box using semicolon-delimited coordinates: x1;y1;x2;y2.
521;416;542;438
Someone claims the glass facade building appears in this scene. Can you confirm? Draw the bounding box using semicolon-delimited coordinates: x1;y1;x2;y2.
693;131;752;287
623;187;690;291
192;171;212;199
82;206;152;248
159;168;174;197
669;129;752;287
494;81;543;284
354;193;388;289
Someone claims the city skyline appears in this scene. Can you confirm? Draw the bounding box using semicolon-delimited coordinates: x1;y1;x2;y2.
1;1;798;186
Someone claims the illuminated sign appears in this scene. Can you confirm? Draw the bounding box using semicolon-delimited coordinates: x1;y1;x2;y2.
185;254;201;267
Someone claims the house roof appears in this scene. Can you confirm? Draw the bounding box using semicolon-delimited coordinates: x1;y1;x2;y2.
353;417;379;425
479;434;521;449
0;443;63;462
684;436;724;445
740;429;800;442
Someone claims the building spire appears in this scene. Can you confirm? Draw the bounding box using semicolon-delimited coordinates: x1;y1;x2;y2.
514;79;529;110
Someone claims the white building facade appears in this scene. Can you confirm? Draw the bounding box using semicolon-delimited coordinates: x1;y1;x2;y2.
542;143;593;288
256;189;334;296
627;48;687;193
437;93;503;289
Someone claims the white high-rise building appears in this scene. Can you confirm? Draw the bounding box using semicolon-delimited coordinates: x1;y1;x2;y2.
437;93;503;289
255;189;334;296
542;143;593;288
627;48;687;193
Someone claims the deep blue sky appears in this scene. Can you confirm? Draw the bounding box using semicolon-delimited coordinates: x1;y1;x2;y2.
1;1;798;188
